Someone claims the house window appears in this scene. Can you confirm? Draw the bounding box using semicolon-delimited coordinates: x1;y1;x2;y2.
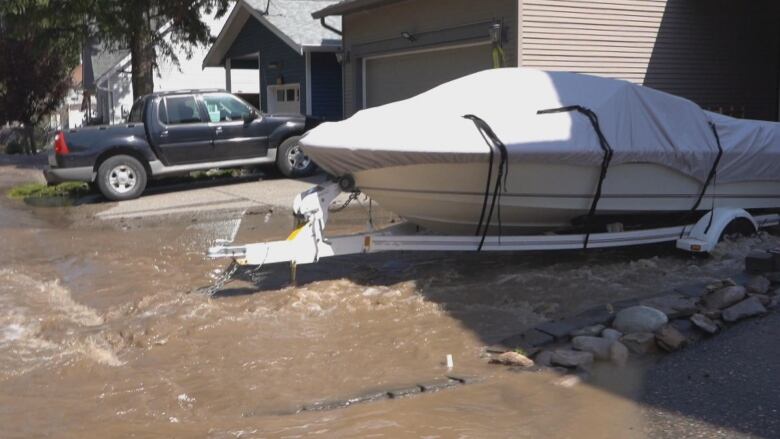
267;83;301;114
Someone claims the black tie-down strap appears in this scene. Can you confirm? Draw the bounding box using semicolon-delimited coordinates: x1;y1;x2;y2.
537;105;614;249
678;121;724;237
463;114;510;251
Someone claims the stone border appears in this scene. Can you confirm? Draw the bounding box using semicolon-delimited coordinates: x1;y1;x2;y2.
486;252;780;374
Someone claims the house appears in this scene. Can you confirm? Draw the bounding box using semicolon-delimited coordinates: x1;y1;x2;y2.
84;8;260;126
203;0;343;120
56;63;90;129
313;0;780;121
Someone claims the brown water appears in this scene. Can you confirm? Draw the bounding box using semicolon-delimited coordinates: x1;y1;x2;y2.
1;164;778;438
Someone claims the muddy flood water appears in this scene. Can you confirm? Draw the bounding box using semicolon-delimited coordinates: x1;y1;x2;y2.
1;165;779;438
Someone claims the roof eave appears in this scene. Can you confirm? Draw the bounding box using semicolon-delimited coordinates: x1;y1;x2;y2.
302;44;342;53
203;0;249;68
312;0;404;19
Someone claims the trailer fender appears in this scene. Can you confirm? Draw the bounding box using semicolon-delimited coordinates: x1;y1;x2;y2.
676;208;757;253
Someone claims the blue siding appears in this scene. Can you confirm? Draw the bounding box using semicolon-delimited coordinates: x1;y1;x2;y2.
310;52;343;120
227;19;306;113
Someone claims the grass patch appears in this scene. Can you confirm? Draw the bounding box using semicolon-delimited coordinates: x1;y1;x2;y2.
7;182;89;199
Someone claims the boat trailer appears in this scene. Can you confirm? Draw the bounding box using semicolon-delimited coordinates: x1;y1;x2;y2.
208;181;780;274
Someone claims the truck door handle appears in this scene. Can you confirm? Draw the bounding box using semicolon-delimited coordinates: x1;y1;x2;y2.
215;127;223;135
160;130;169;138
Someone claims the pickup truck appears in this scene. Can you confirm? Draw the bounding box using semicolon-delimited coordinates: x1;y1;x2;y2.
45;89;320;200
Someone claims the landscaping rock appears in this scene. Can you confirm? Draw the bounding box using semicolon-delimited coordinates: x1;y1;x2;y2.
690;313;719;335
656;325;687;352
703;309;722;320
770;249;780;270
620;332;657;355
500;329;554;351
702;286;747;310
565;306;615;328
641;294;698;318
491;351;535;368
550;349;594;368
765;272;780;284
610;341;629;367
601;328;623;342
746;251;774;273
612;306;668;334
554;374;582;388
535;320;578;340
705;279;737;293
570;324;606;337
572;336;613;361
750;294;772;307
722;297;767;323
746;276;771;294
675;283;710;298
670;318;700;342
534;350;553;367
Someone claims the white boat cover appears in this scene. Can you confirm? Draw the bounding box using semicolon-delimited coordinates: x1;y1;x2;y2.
301;68;780;184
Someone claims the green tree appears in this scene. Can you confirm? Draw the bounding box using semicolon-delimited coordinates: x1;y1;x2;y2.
0;0;88;153
91;0;231;99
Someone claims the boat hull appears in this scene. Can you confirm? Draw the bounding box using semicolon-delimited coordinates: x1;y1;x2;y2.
353;161;780;234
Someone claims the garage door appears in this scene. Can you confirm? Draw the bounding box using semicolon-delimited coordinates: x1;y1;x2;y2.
364;43;493;108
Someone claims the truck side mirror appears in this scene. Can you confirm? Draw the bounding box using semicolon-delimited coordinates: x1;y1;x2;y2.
243;111;258;124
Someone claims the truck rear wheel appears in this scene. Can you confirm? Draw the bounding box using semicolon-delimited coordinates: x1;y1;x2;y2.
96;155;148;201
276;136;316;178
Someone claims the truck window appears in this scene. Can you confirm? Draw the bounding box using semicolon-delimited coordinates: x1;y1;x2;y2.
202;93;254;123
128;99;144;123
164;96;205;125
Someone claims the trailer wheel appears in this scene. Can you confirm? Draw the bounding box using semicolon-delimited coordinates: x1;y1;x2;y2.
719;218;756;241
96;155;148;201
276;136;316;178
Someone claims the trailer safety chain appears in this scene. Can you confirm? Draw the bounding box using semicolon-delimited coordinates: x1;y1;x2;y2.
329;191;362;212
537;105;614;249
463;114;510;251
198;259;241;296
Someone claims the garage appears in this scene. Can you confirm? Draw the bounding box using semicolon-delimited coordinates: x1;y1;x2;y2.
363;42;493;108
314;0;778;121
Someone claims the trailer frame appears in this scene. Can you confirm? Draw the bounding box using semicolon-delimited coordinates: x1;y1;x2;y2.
207;182;780;271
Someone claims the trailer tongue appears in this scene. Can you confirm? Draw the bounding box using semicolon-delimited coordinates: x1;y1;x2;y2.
207;182;779;280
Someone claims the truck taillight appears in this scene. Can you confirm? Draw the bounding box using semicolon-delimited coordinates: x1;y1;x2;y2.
54;131;70;155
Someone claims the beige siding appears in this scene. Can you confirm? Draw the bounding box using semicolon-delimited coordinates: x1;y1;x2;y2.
343;0;518;116
520;0;780;120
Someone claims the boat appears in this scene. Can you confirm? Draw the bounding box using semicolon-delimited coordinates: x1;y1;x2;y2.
300;68;780;235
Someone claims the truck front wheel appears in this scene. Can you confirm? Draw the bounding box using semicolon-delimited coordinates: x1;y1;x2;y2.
96;155;148;201
276;136;316;178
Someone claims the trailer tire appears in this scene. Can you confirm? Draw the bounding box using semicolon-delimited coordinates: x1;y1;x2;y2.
276;136;316;178
719;218;756;242
96;155;148;201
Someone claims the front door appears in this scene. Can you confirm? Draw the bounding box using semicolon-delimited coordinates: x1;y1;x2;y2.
202;93;270;160
267;84;301;114
155;95;214;165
